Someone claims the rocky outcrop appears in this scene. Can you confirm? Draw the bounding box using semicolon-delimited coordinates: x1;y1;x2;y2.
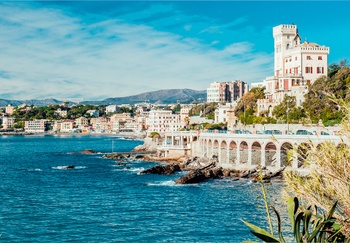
140;164;181;175
175;167;223;184
80;149;97;154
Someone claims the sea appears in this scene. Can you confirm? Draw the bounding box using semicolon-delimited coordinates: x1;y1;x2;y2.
0;135;287;242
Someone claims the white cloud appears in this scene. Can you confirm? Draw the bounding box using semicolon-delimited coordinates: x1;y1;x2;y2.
0;2;273;100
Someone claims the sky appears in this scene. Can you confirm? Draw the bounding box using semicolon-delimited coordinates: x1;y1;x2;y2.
0;1;349;101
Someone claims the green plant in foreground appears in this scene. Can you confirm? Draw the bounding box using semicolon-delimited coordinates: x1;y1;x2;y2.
242;197;349;243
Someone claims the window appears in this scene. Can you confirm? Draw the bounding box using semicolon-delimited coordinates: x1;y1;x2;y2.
318;56;322;60
317;67;324;74
305;67;313;73
307;56;311;60
295;56;298;61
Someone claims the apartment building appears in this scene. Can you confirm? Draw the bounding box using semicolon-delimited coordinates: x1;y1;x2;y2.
5;104;14;115
24;120;45;133
257;24;329;113
146;110;184;133
207;80;248;103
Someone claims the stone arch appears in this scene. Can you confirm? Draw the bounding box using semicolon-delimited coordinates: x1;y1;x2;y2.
239;141;249;165
251;141;261;166
220;140;228;164
265;142;277;166
212;140;219;158
193;136;198;142
229;140;237;164
297;142;311;167
280;142;293;167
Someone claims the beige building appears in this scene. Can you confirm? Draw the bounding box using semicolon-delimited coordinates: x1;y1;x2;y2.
24;120;45;133
146;110;185;133
5;104;14;115
207;80;248;103
75;117;89;127
257;24;329;114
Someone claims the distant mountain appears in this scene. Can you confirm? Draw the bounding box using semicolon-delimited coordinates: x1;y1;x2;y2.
0;89;207;107
83;89;207;105
0;98;63;107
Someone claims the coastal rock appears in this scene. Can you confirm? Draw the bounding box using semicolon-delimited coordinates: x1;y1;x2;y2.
140;164;181;175
175;169;207;184
80;149;97;154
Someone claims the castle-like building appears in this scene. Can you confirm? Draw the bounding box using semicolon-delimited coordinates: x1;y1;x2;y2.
257;24;330;114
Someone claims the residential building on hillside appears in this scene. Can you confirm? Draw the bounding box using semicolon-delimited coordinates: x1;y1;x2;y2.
2;116;15;129
24;120;45;133
5;104;14;115
214;102;238;124
207;80;248;103
256;24;329;114
86;110;99;117
55;108;67;117
105;105;117;114
146;110;184;133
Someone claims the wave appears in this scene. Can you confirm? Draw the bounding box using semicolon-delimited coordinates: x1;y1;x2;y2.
147;180;176;187
52;166;87;170
28;168;42;172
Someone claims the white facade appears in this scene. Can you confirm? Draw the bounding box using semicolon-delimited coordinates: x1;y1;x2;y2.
105;105;117;114
2;116;15;129
214;102;238;124
25;120;45;133
146;110;184;133
258;24;329;113
61;121;74;132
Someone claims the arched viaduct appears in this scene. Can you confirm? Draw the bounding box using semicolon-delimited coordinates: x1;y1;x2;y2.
159;131;345;169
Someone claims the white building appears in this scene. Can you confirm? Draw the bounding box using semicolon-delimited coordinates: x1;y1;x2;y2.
86;110;99;117
105;105;117;114
5;104;14;115
214;102;238;124
25;120;45;133
55;108;68;117
257;24;329;114
60;121;74;133
2;116;15;129
146;110;185;133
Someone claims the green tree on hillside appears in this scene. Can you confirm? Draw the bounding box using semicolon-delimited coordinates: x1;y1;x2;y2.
234;87;266;124
303;67;350;125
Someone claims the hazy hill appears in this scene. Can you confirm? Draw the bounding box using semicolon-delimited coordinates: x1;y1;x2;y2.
83;89;207;105
0;98;62;107
0;89;206;107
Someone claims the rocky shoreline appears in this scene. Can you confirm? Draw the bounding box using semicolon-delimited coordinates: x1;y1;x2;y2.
101;151;285;184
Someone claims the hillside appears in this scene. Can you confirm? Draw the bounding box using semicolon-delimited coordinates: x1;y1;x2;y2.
0;89;206;107
83;89;206;105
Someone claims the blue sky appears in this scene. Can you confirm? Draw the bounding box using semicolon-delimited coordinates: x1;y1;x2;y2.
0;1;349;101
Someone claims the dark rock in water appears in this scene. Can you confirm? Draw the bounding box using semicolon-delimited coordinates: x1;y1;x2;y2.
175;170;207;184
140;164;181;175
134;155;144;159
81;149;97;154
175;167;223;184
232;177;240;181
63;165;75;169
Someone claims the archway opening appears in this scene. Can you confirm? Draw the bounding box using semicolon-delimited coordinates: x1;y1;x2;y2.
251;141;261;166
280;142;293;167
265;142;277;166
229;141;237;164
220;140;227;164
239;141;249;165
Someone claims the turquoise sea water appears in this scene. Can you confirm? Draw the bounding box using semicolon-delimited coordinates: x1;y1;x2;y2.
0;135;286;242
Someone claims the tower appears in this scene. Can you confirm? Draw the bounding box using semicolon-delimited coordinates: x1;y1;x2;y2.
273;24;301;77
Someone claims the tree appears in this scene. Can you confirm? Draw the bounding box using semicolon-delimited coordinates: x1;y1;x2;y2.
234;87;266;124
303;67;350;125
